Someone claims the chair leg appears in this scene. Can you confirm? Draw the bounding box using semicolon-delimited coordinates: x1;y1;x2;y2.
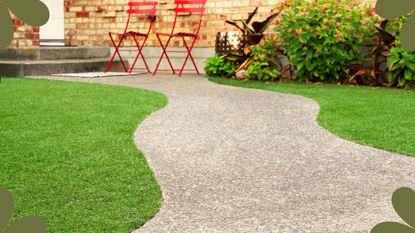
106;33;128;73
179;36;200;77
131;35;151;73
153;34;176;75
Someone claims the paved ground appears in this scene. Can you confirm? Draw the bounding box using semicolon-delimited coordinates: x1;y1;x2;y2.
32;75;415;233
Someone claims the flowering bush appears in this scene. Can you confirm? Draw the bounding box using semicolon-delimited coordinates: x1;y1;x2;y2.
275;0;376;82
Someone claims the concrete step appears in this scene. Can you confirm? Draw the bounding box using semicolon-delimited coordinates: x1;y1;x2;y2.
0;47;111;60
0;58;123;77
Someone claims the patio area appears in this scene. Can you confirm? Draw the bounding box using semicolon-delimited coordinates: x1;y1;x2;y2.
2;0;415;232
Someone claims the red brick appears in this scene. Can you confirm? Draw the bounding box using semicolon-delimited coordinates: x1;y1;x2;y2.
76;12;89;17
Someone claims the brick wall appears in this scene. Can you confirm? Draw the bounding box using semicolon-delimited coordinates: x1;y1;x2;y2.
64;0;278;47
10;17;39;48
9;0;375;48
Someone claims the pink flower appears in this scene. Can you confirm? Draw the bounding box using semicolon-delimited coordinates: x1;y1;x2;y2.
275;20;280;26
292;29;298;36
276;1;289;11
367;8;377;15
235;70;246;80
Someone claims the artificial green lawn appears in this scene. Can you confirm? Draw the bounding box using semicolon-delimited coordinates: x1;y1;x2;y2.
210;77;415;157
0;78;167;232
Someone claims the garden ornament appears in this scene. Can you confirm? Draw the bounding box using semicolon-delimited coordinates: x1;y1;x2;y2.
0;188;46;233
0;0;49;48
371;187;415;233
376;0;415;51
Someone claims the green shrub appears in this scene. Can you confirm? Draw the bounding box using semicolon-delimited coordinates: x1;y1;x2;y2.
384;15;415;87
275;0;375;82
245;39;281;81
387;46;415;87
204;55;236;78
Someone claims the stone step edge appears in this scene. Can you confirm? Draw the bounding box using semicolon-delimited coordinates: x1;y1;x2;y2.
0;47;111;61
0;58;111;65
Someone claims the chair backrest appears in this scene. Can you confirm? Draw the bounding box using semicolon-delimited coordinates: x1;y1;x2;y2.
174;0;206;14
127;1;158;15
170;0;207;36
124;1;158;34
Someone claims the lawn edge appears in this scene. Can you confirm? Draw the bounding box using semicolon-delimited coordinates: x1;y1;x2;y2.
209;77;414;158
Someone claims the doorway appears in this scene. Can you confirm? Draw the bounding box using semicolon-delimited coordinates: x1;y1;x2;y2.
40;0;65;46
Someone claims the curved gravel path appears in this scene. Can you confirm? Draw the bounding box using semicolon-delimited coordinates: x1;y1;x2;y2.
34;75;415;233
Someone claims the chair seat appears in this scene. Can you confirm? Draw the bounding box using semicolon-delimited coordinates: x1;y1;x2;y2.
156;32;196;37
111;31;147;37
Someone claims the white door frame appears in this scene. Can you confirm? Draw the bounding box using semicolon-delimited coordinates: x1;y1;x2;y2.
40;0;65;46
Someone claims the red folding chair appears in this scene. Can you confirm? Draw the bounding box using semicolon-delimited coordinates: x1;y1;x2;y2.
153;0;207;77
106;1;158;73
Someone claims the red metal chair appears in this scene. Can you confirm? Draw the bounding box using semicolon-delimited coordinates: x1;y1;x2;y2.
106;1;158;73
153;0;207;77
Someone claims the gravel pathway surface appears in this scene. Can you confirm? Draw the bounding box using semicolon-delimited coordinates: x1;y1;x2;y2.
32;75;415;233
